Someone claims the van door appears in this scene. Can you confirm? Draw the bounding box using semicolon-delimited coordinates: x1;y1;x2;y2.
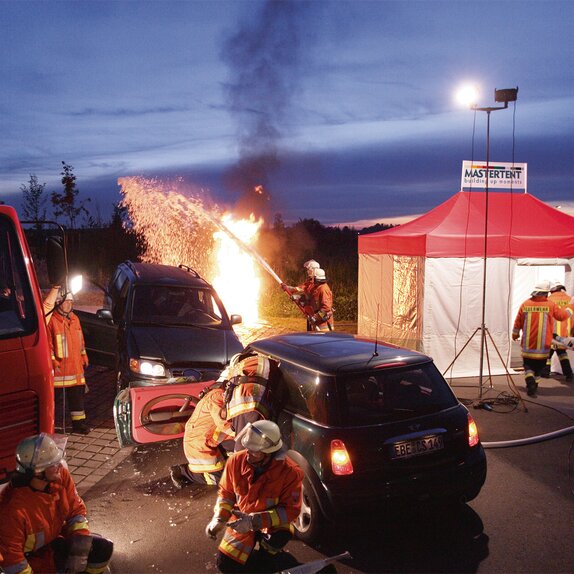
113;381;211;448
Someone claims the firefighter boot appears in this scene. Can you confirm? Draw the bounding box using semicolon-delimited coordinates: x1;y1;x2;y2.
72;419;91;435
170;465;192;489
540;364;551;378
560;358;573;382
525;375;538;397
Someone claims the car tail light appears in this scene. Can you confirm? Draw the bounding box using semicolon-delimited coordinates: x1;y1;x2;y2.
468;413;480;447
331;439;354;475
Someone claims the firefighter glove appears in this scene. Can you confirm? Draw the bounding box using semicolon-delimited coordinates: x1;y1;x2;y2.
64;535;92;573
227;511;254;533
206;517;226;539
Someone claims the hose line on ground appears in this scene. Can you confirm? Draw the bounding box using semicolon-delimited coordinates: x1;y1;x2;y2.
482;425;574;449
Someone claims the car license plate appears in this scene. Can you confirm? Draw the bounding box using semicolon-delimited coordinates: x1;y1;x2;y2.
391;434;444;460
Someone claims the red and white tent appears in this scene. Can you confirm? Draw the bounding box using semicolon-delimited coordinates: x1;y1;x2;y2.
358;191;574;377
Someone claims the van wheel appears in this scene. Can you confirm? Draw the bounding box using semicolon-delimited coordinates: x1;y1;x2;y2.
294;478;324;544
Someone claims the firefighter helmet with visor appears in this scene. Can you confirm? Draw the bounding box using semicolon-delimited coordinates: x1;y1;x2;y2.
16;433;65;474
240;420;283;454
303;259;320;278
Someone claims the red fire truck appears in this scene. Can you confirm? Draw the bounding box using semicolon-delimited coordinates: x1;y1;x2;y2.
0;205;67;482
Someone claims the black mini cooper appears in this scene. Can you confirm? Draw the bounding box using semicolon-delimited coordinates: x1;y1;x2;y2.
111;331;486;543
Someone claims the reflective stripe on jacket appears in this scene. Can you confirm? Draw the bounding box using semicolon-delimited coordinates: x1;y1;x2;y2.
513;296;573;359
214;450;303;565
550;290;573;338
0;467;89;574
47;311;87;388
183;388;234;473
226;379;270;420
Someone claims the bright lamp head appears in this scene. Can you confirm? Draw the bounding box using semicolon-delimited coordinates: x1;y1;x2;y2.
456;84;480;108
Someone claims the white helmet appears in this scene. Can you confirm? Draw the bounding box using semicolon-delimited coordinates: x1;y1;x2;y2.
550;280;565;292
531;280;551;296
57;289;74;304
304;259;320;278
314;268;326;282
16;433;65;474
240;420;283;454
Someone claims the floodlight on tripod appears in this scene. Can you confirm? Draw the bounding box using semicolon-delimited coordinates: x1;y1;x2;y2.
455;85;519;395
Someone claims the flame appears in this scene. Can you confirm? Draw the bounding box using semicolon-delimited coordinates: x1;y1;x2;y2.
212;214;262;324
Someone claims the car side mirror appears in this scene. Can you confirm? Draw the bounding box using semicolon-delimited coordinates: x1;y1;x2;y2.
96;309;114;322
230;314;242;326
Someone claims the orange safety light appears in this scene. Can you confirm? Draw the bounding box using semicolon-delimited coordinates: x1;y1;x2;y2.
468;413;480;447
330;439;354;475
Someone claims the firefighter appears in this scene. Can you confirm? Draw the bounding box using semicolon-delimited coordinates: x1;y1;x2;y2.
205;420;303;573
0;433;113;574
47;291;90;434
223;353;285;451
541;281;573;381
170;387;235;489
512;280;574;396
283;259;320;331
308;268;334;331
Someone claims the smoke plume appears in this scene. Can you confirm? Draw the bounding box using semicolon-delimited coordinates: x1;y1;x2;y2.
221;0;310;217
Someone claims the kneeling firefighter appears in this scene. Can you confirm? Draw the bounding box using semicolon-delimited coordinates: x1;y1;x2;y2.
205;420;304;573
0;433;113;574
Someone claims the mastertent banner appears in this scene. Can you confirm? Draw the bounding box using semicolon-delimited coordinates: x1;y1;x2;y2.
461;161;527;192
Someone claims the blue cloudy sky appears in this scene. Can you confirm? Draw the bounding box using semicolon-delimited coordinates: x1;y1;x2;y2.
2;0;574;226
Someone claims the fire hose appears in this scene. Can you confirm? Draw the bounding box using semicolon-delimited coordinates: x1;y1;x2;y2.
482;425;574;449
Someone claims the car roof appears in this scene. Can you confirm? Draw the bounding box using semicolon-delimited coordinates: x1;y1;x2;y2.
121;261;211;288
248;332;431;375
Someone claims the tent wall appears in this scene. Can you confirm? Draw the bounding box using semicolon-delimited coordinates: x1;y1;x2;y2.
424;257;513;378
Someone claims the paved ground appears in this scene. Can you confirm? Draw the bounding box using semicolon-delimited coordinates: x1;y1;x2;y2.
59;319;574;495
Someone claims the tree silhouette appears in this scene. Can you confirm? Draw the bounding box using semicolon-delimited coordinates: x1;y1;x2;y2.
20;174;47;229
51;161;90;229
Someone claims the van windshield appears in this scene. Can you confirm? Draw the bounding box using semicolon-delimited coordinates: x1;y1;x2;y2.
131;285;225;327
0;215;37;338
340;363;458;425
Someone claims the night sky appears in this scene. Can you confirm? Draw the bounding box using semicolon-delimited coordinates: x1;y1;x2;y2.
2;0;573;226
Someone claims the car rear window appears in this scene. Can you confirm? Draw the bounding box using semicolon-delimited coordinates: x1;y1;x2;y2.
340;363;458;425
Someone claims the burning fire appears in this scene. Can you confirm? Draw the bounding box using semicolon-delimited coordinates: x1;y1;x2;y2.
119;177;264;326
212;214;262;324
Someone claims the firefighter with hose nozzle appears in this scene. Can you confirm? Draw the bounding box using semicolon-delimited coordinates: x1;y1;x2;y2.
283;260;321;331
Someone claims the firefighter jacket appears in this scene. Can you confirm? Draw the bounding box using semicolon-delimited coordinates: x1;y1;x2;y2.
213;449;303;565
47;310;88;388
0;467;90;574
183;388;234;474
512;296;573;359
309;282;334;331
550;290;573;339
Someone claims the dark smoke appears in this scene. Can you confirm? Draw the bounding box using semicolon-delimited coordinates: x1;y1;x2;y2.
221;0;310;217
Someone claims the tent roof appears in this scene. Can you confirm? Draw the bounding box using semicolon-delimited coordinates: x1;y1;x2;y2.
358;191;574;258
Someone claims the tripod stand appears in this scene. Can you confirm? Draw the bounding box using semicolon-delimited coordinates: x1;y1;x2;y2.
442;324;527;412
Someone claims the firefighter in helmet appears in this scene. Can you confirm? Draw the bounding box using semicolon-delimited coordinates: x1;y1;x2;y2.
308;268;334;331
47;290;90;434
283;260;321;331
512;280;574;396
541;280;574;381
0;433;113;574
205;420;303;573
